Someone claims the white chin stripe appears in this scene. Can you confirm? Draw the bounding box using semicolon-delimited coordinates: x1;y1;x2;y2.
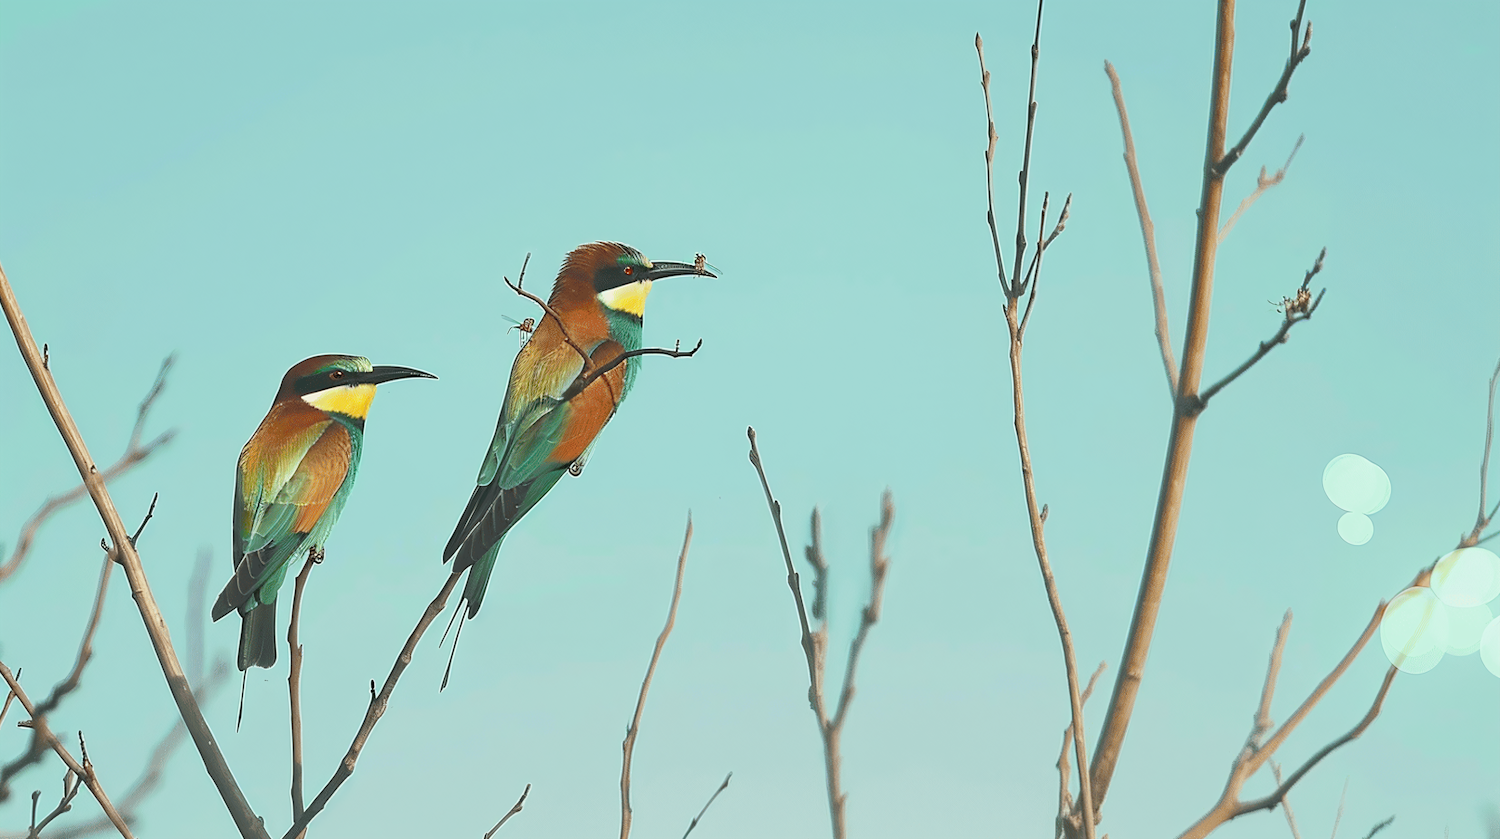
598;280;652;316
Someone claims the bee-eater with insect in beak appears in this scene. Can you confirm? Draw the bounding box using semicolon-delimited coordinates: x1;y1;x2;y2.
212;354;436;671
444;242;712;627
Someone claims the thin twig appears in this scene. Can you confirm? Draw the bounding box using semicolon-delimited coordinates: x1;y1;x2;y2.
1269;762;1304;839
1467;357;1500;547
563;340;702;402
1055;662;1107;839
0;670;18;733
0;553;111;801
0;261;269;839
0;492;153;801
502;254;593;370
1103;60;1177;397
1359;816;1394;839
681;773;732;839
1189;248;1326;415
287;553;318;837
1215;0;1313;175
280;570;464;839
1329;777;1348;839
482;784;530;838
620;517;693;839
1009;0;1047;299
1219;135;1304;243
26;768;81;839
0;358;175;585
975;34;1011;294
0;664;132;839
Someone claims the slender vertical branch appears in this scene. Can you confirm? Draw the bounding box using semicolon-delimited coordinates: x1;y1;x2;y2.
0;262;269;839
1090;0;1239;809
620;516;693;839
1009;0;1047;297
287;553;318;837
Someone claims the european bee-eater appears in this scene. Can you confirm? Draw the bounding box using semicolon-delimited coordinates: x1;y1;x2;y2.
444;242;711;621
212;354;435;671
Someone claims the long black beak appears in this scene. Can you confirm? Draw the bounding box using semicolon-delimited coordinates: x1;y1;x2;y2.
358;365;438;385
642;260;716;281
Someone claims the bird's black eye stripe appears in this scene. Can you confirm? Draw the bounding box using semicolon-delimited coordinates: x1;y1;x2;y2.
330;370;345;380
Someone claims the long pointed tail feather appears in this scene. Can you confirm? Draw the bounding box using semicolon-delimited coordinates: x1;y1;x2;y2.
237;602;277;670
462;543;503;619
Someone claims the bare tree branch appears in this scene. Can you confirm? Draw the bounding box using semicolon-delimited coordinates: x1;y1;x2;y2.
1;261;269;839
2;495;157;801
1359;815;1394;839
1189;248;1327;416
1465;357;1500;548
0;357;174;585
747;428;894;839
1055;662;1106;839
1103;60;1177;396
482;784;530;838
1268;762;1304;839
42;552;230;839
620;516;693;839
976;8;1090;836
1219;135;1304;243
286;552;319;838
1215;0;1313;176
25;767;81;839
681;773;731;839
0;665;131;839
1091;0;1263;807
280;569;464;839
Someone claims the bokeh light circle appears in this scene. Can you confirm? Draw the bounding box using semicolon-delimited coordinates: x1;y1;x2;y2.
1480;617;1500;678
1322;454;1391;515
1380;586;1449;673
1337;512;1373;545
1430;547;1500;607
1441;602;1493;656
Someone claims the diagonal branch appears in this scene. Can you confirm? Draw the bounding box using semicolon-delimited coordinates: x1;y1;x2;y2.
1189;248;1326;416
1219;135;1304;243
0;357;175;585
681;773;731;839
482;783;530;838
1104;60;1177;397
620;516;693;839
0;261;269;839
1215;0;1313;175
0;664;132;839
1055;661;1106;839
1466;357;1500;547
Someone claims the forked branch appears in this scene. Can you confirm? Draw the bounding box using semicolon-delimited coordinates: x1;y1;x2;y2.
747;427;894;839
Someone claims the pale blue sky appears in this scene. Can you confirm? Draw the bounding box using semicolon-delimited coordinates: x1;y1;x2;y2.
2;0;1497;837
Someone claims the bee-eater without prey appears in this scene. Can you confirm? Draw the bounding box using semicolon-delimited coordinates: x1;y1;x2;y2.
212;354;435;671
444;242;712;625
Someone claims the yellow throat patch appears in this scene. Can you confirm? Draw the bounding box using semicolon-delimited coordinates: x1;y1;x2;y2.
598;280;653;317
302;383;377;419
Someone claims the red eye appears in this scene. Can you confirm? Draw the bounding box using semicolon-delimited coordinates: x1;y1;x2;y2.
623;266;634;276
